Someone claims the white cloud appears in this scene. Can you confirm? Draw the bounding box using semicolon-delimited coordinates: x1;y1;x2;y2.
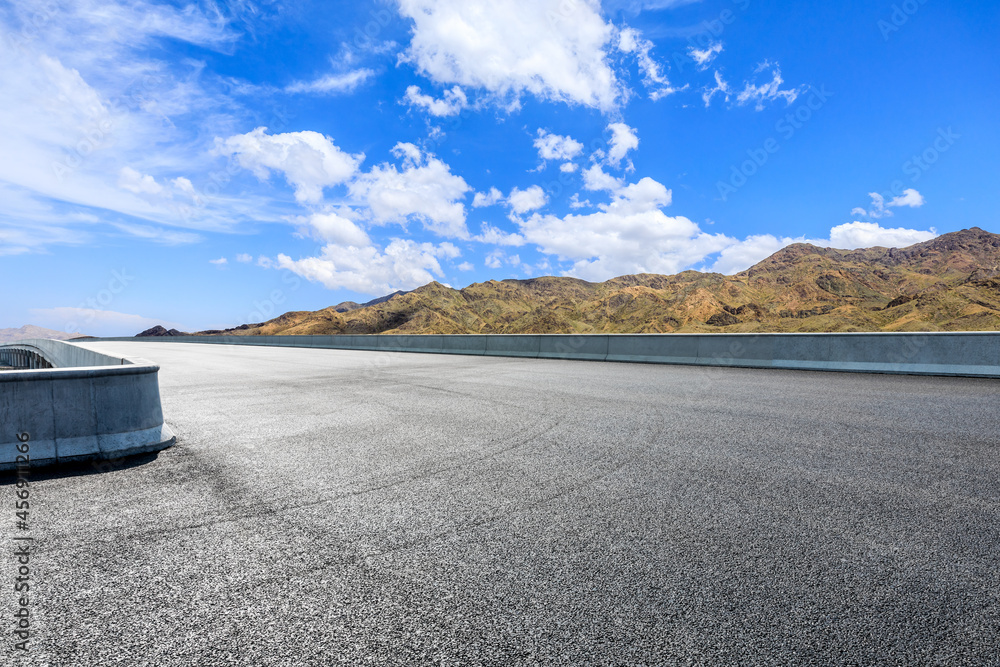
404;85;468;116
0;0;286;251
473;187;504;208
889;188;926;209
828;221;936;248
534;129;584;162
702;70;731;107
703;64;803;110
397;0;623;111
688;43;723;70
560;162;579;173
518;188;728;280
735;63;803;111
512;173;708;280
853;189;926;219
457;261;474;271
30;307;186;338
350;143;471;238
508;185;548;215
300;211;371;246
285;69;375;95
209;257;228;265
216;127;364;204
274;238;459;295
583;164;623;192
610;177;673;212
118;167;164;195
236;253;253;263
618;27;679;100
607;122;639;166
474;223;527;246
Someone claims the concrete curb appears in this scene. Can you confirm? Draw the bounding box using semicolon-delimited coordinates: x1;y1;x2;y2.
0;339;176;471
86;332;1000;379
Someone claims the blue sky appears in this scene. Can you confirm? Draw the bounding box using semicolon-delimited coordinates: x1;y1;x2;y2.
1;0;997;335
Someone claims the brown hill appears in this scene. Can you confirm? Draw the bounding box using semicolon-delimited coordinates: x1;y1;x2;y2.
194;228;1000;336
0;325;88;344
136;325;190;337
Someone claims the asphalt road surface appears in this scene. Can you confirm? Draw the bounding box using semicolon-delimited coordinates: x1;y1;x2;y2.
4;342;1000;665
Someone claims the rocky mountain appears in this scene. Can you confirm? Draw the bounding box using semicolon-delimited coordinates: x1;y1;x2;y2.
184;228;1000;336
0;325;87;344
331;290;410;313
136;325;190;337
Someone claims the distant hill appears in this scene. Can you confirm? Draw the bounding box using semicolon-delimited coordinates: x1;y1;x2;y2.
166;227;1000;336
331;290;410;313
0;325;86;344
136;325;190;337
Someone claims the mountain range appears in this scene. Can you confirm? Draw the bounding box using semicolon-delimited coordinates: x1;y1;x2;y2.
0;325;85;344
141;228;1000;337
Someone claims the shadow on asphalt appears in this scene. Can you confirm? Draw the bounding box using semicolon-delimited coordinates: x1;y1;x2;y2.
0;451;162;484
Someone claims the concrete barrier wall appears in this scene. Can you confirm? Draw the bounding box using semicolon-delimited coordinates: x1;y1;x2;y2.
1;338;130;369
0;340;176;471
0;347;53;370
89;332;1000;379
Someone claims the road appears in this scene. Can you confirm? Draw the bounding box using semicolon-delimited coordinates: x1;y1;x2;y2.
4;341;1000;665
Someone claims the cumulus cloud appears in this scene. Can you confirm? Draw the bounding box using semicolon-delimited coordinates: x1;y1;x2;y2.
299;211;371;246
474;223;527;246
889;189;926;209
285;69;375;95
397;0;622;111
209;257;228;265
510;173;705;280
582;164;624;192
273;238;460;295
507;185;548;215
607;123;639;166
828;221;936;248
236;253;254;263
404;85;469;116
517;177;726;280
216;127;364;204
350;143;471;238
473;187;504;208
534;129;584;162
